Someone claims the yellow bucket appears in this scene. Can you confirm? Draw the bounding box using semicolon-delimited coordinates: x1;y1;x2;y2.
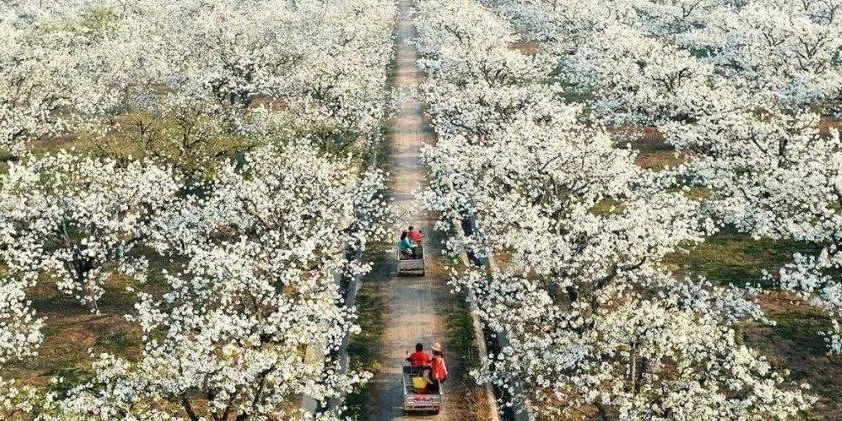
412;376;427;390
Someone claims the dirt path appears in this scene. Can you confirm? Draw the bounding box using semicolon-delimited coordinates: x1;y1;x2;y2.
361;0;470;419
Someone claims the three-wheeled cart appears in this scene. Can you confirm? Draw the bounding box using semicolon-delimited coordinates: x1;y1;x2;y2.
402;365;442;414
397;245;424;276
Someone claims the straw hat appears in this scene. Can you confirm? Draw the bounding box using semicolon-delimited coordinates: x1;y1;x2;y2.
431;342;442;352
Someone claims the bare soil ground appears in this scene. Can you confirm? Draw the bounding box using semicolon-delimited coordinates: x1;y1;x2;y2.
2;277;142;393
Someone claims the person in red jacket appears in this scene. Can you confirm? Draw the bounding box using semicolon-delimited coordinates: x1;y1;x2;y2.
407;226;423;258
406;343;431;366
430;343;448;384
407;226;423;243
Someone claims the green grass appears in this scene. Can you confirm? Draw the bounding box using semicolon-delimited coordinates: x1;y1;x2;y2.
770;314;834;359
97;331;139;356
744;311;842;416
590;198;623;216
665;228;821;288
444;291;491;421
664;227;842;418
0;272;145;393
446;292;482;382
47;367;94;400
345;281;387;421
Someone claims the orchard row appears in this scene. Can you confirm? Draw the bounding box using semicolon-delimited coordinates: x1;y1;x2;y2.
0;1;396;420
415;0;841;419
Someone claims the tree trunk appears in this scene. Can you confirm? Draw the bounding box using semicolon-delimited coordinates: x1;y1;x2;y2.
181;396;200;421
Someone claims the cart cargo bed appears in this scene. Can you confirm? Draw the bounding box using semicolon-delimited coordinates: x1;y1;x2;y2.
402;365;442;413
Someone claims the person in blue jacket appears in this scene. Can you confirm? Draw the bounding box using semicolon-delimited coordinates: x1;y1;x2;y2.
399;230;416;258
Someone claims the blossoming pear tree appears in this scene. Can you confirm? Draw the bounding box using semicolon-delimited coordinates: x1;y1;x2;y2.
0;4;97;156
0;277;42;365
38;144;388;421
1;1;396;420
415;0;814;418
0;152;182;312
492;0;842;357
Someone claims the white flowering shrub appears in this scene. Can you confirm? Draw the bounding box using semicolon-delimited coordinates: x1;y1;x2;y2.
0;276;44;420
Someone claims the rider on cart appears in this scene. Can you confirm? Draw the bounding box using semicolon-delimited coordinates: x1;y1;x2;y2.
407;226;423;243
399;231;417;258
406;342;447;392
407;343;431;366
399;227;424;259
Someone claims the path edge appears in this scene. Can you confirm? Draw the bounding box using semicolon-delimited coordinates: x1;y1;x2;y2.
451;218;503;421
